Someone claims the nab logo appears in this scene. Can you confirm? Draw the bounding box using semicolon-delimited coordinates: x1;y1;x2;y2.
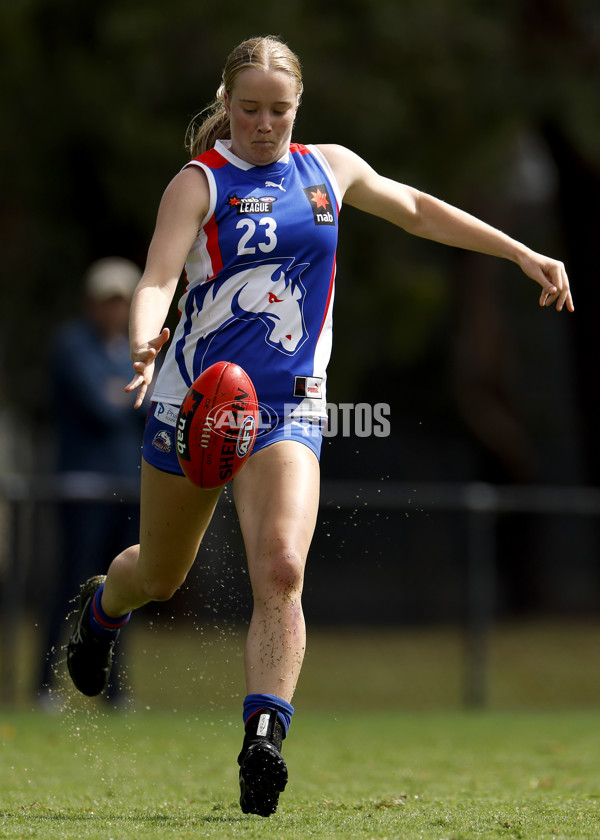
303;184;335;226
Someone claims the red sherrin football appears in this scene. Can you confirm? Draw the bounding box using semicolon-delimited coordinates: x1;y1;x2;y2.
175;361;259;488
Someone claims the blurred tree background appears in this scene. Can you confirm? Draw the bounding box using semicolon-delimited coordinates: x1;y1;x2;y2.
1;0;599;618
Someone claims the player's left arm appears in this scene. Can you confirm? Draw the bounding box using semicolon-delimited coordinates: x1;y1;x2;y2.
318;143;573;313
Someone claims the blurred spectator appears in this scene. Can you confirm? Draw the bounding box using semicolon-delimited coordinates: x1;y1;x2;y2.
38;257;145;705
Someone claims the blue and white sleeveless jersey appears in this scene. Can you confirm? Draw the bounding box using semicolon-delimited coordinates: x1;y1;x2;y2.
152;139;341;427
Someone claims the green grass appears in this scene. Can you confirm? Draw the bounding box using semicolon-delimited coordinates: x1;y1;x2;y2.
2;620;600;838
1;708;600;839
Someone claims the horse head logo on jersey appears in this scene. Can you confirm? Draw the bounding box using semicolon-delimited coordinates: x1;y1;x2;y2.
177;258;309;385
233;259;308;354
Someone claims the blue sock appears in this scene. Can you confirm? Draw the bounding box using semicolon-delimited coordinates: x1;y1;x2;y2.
89;583;132;638
243;693;295;737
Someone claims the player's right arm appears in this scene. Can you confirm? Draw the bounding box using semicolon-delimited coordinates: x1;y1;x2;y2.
126;166;210;408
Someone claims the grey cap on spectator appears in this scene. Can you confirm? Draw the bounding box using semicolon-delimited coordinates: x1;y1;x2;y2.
84;257;141;301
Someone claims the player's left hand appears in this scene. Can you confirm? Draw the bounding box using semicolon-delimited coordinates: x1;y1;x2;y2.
518;250;574;312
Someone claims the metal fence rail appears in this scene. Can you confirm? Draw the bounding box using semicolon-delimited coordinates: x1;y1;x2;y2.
1;474;599;706
321;480;600;705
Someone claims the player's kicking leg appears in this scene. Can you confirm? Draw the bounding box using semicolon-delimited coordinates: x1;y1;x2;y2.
67;460;221;695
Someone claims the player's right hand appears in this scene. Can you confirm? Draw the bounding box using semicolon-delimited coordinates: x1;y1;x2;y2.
125;327;170;409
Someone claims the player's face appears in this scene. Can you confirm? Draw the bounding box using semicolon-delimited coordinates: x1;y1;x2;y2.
225;69;298;166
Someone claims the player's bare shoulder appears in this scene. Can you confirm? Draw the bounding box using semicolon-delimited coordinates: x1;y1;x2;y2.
313;144;376;199
159;165;211;227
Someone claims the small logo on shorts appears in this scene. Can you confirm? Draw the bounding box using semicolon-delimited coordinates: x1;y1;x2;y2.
152;429;172;453
294;376;323;399
154;402;178;427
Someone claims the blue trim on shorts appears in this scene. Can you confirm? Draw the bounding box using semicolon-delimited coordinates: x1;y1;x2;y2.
252;417;323;460
142;402;323;476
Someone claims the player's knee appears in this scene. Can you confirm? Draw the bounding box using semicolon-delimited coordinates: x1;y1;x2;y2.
141;575;185;603
257;547;305;597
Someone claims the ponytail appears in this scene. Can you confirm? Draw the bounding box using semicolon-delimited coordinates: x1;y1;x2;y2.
185;84;231;158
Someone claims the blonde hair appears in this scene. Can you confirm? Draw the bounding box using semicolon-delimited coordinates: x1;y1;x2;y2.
185;36;303;159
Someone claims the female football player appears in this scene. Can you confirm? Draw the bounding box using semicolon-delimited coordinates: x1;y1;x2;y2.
67;35;573;817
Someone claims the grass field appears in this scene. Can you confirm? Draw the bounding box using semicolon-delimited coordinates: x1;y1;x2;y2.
2;620;600;838
1;708;600;839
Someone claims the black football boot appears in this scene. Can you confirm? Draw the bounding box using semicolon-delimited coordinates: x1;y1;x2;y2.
238;708;288;816
67;575;116;696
